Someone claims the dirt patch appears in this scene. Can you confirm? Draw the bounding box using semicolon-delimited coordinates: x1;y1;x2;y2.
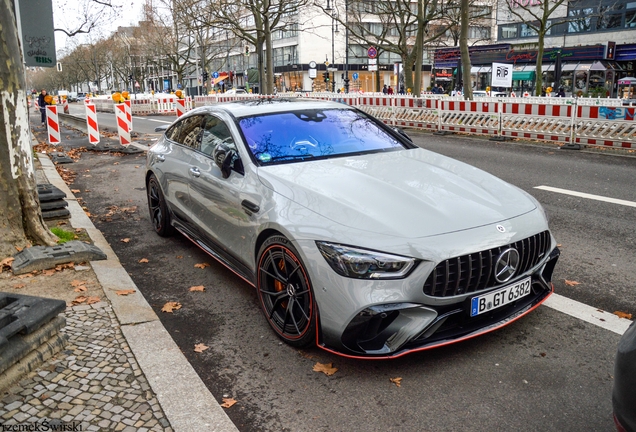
0;262;105;306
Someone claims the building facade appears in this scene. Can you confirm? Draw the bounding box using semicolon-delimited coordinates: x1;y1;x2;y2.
434;0;636;96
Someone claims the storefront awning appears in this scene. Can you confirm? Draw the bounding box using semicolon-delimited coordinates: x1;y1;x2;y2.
512;71;535;81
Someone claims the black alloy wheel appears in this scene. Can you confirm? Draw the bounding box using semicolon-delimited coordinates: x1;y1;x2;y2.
257;236;316;347
147;174;174;237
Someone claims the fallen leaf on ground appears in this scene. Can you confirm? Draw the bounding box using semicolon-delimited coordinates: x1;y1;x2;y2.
390;377;402;387
0;257;14;273
71;280;86;287
313;362;338;376
161;301;182;313
71;189;81;193
116;289;136;296
194;343;209;352
72;296;88;304
220;398;237;408
176;255;183;259
564;280;580;286
139;258;149;263
614;311;633;320
42;269;56;276
113;162;119;165
189;285;205;292
74;286;87;293
120;238;131;243
56;263;74;271
194;262;210;269
13;284;26;289
86;296;100;304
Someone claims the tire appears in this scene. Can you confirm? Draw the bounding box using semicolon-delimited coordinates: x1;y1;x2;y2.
147;174;174;237
257;235;316;347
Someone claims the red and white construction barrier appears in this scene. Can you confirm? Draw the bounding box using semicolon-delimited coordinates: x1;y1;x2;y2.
124;100;133;131
175;98;187;117
62;97;69;114
114;103;131;145
85;103;100;145
46;105;60;144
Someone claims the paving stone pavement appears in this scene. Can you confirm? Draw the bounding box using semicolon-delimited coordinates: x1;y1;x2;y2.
0;302;173;432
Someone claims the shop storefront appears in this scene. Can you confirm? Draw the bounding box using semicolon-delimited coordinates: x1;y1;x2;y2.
434;43;628;97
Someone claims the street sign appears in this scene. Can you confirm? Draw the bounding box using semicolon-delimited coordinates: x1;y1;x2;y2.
367;46;378;59
212;71;219;79
352;73;359;80
134;81;140;88
309;61;317;69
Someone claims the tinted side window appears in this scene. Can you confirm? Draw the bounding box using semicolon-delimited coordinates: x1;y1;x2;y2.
175;115;203;150
200;114;235;156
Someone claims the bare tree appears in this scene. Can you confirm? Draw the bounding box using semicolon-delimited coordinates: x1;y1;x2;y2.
323;0;456;94
459;0;473;99
0;0;57;258
211;0;310;94
502;0;572;95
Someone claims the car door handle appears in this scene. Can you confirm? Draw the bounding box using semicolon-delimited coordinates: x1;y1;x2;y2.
189;167;201;177
241;200;259;214
156;154;166;162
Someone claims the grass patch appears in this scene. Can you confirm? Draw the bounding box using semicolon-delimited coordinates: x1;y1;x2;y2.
50;227;77;244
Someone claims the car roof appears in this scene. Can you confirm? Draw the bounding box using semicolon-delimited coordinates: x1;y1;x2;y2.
186;98;354;119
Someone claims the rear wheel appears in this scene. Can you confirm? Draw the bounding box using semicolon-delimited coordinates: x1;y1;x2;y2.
147;174;174;237
257;236;316;347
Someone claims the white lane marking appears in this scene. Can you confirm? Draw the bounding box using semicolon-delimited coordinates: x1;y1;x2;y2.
543;293;632;335
534;185;636;208
146;119;173;123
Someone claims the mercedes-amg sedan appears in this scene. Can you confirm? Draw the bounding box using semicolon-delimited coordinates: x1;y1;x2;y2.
146;98;559;358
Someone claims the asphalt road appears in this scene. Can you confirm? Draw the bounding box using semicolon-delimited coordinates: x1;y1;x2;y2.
39;112;633;432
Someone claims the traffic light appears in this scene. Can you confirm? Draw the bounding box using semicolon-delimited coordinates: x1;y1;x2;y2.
129;74;133;81
245;45;250;56
323;72;330;83
202;71;209;82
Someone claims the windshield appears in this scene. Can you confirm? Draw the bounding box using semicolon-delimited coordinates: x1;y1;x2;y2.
238;108;406;165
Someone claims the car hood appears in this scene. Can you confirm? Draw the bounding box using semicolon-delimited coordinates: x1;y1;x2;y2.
257;148;537;238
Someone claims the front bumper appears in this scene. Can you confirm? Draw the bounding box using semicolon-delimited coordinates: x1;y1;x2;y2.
308;243;560;359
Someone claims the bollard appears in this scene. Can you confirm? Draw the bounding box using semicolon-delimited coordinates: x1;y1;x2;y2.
45;105;60;144
85;103;100;145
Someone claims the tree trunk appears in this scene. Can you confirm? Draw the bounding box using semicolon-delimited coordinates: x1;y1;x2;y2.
265;19;274;95
459;0;473;100
535;31;545;96
0;0;57;259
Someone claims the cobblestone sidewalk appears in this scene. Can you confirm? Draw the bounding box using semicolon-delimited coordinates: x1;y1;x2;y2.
0;302;172;432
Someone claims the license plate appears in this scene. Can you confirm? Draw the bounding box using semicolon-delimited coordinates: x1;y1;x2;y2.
470;277;532;317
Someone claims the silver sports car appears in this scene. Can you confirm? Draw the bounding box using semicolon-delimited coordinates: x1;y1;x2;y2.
146;99;560;359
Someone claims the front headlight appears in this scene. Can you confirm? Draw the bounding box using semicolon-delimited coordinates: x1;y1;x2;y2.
316;242;417;279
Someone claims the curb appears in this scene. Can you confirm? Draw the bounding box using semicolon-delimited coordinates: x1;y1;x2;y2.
38;155;239;432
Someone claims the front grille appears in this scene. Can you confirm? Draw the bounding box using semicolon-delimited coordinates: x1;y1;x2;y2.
422;231;551;297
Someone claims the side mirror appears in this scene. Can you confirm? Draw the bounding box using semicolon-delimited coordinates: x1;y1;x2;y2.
393;127;413;143
154;125;169;132
213;143;241;179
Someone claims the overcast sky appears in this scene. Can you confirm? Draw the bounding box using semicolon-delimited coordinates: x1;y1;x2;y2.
53;0;144;54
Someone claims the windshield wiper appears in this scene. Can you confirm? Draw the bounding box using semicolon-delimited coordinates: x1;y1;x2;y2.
267;154;316;161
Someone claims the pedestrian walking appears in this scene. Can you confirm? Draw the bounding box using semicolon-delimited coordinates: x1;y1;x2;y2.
38;89;48;125
387;86;394;95
382;84;388;94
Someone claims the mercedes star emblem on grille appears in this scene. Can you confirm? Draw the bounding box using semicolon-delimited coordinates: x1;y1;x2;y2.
494;248;520;283
496;225;506;232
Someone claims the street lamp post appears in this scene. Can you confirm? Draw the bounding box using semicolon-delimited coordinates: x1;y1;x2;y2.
344;0;350;93
326;0;337;92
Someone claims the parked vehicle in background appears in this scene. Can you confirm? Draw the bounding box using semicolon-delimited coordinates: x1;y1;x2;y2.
613;321;636;432
145;98;560;358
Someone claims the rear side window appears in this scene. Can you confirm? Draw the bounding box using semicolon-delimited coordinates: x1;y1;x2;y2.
165;123;181;142
175;115;203;150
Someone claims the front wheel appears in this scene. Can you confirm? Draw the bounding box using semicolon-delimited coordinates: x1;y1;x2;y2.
147;174;174;237
257;236;316;347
